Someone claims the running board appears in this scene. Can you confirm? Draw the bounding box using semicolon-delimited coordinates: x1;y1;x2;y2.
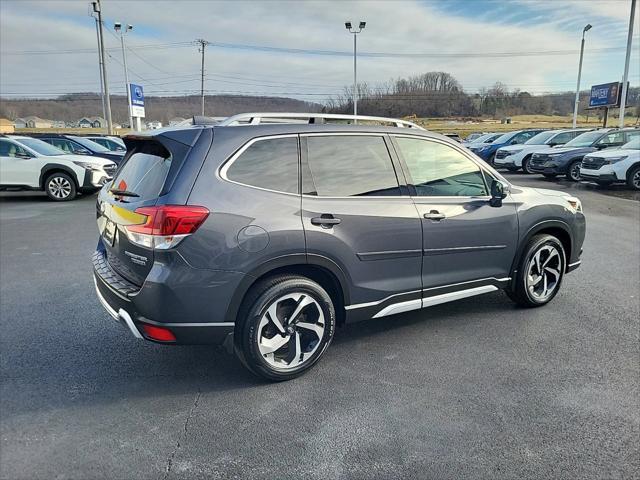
372;285;498;319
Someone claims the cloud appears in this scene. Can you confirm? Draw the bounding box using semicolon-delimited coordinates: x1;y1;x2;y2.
1;0;637;101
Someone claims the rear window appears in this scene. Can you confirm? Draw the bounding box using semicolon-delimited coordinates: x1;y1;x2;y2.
224;136;299;194
111;142;171;201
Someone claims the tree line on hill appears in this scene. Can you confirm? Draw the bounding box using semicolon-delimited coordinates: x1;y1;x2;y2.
325;72;640;119
1;71;638;123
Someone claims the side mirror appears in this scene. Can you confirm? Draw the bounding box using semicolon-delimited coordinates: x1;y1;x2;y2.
510;139;518;145
15;152;32;159
489;180;507;207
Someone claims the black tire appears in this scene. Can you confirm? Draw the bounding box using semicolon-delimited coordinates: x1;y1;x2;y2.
507;234;566;308
234;275;336;381
566;160;582;181
522;156;533;174
488;153;496;166
626;165;640;191
44;172;77;201
543;173;557;179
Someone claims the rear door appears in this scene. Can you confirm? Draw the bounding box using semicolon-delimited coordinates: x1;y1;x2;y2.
97;139;173;285
301;134;423;318
392;135;518;293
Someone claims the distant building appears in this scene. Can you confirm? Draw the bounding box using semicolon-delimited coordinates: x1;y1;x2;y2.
14;116;54;128
78;117;107;128
169;117;186;126
0;118;15;134
146;121;162;130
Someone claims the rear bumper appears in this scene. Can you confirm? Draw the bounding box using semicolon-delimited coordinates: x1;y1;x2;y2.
92;243;238;345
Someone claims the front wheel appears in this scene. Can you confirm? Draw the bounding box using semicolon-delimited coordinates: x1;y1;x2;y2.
627;165;640;191
522;156;534;174
507;234;566;307
45;172;77;201
566;160;582;181
235;275;336;381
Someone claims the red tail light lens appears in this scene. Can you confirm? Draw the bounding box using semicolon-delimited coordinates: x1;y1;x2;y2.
128;205;210;235
142;324;176;342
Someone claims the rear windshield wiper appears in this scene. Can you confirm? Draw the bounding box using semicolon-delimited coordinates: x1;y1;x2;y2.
109;188;140;198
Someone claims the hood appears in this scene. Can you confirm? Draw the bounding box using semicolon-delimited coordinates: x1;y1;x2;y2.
584;148;638;159
55;154;115;167
540;146;593;155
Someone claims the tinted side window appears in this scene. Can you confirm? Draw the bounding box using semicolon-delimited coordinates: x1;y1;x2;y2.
395;137;488;197
515;131;538;143
0;140;28;157
551;132;572;144
225;137;298;194
626;130;640;142
305;136;400;197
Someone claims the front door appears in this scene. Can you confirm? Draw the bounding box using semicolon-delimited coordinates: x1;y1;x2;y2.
392;135;518;299
301;134;423;320
0;139;38;186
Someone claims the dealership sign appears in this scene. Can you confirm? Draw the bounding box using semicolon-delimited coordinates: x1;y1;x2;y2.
589;82;624;108
129;83;145;118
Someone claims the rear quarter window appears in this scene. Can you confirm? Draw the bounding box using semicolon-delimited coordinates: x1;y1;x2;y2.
111;141;171;201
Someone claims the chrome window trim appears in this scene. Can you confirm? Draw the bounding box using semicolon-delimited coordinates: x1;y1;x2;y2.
217;134;301;197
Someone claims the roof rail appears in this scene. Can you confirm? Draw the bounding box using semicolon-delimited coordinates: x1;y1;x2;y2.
213;112;426;130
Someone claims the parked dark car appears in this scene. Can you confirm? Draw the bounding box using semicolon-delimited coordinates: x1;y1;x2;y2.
85;135;126;153
30;134;125;165
93;113;585;381
468;129;546;164
529;128;640;181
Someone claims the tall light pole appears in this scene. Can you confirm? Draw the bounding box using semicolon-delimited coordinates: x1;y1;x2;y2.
195;39;210;116
345;21;366;121
91;1;113;134
572;23;592;129
115;22;134;131
619;0;636;128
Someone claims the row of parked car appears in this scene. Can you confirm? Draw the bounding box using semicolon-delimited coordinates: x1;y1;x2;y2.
0;133;126;200
462;127;640;190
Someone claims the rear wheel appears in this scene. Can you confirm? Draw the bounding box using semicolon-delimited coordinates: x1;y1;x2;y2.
507;234;565;307
627;165;640;190
566;160;582;181
44;172;76;201
522;156;534;174
235;275;335;381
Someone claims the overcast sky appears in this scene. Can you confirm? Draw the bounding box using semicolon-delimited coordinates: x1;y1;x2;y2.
1;0;638;103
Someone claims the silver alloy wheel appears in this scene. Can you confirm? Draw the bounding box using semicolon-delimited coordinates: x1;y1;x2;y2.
569;162;582;181
633;169;640;189
526;245;562;302
523;158;533;174
48;176;72;199
257;292;325;371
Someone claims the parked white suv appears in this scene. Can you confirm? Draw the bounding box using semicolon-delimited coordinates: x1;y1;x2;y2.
494;129;590;173
0;135;116;201
580;137;640;190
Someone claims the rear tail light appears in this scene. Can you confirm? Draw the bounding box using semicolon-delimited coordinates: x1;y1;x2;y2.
142;324;176;342
124;205;209;249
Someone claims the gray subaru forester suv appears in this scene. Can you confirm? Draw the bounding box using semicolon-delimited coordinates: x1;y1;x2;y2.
93;113;586;381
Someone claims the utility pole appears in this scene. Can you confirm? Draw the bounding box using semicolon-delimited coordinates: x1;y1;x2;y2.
115;22;134;130
572;24;592;129
91;0;113;135
92;12;107;132
619;0;636;127
195;39;210;116
345;21;366;122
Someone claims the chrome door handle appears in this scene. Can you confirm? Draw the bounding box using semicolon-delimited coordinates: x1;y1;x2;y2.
311;215;341;228
424;210;446;221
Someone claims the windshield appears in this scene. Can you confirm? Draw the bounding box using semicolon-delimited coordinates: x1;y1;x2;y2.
15;138;65;156
525;131;556;145
621;137;640;150
564;131;604;148
493;132;516;144
472;133;500;144
69;136;110;153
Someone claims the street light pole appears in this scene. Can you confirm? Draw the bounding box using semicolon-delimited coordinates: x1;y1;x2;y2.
572;24;592;129
115;22;134;131
619;0;636;128
91;0;113;135
345;21;366;122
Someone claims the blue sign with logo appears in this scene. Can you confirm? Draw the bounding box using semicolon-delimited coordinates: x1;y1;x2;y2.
589;82;622;108
130;84;144;107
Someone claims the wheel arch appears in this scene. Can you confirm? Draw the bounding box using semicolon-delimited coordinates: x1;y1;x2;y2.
39;163;81;189
625;162;640;181
225;254;350;326
511;220;573;282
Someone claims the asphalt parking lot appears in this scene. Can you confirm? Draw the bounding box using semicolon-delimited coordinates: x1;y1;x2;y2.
1;173;638;480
